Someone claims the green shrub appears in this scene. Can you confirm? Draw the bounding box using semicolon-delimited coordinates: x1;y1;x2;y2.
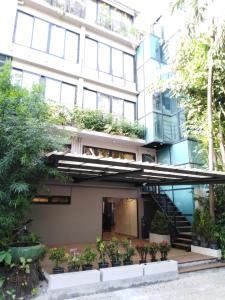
151;210;169;235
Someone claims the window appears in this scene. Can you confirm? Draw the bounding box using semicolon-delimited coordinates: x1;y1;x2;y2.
142;153;155;163
22;72;40;90
137;92;145;119
112;97;123;118
124;101;135;122
112;48;123;78
14;11;79;62
85;38;97;69
85;0;97;22
14;12;33;47
162;91;171;114
83;89;97;109
64;31;79;62
61;83;76;108
153;93;162;112
49;25;65;57
111;8;122;32
98;94;110;114
31;18;49;51
45;78;61;103
11;69;23;86
32;196;71;204
98;1;111;29
98;43;111;73
83;146;135;161
124;54;134;82
0;54;11;67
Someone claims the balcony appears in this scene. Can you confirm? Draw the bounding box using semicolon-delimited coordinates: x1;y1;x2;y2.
43;0;138;39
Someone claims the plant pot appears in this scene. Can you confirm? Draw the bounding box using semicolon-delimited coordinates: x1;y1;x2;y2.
123;260;133;265
209;242;218;250
160;257;167;261
98;262;109;269
82;264;93;271
10;243;44;263
151;258;158;262
52;267;64;274
192;240;199;246
111;261;121;267
68;266;80;272
200;241;208;248
139;260;146;264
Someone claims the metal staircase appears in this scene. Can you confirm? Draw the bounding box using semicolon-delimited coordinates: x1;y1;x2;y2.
142;188;192;250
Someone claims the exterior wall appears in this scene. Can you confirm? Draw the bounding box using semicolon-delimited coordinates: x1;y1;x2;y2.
30;183;140;245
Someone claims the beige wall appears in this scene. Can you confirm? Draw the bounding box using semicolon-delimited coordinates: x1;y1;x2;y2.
30;183;139;245
115;199;138;237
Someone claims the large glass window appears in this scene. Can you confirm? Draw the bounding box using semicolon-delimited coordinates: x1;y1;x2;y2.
85;0;97;22
111;8;122;32
14;12;33;47
83;146;135;161
124;54;134;82
137;92;145;119
153;93;162;112
49;25;65;57
85;38;97;69
61;83;76;108
98;94;110;114
22;72;40;90
112;97;123;118
124;101;135;122
31;18;49;52
83;89;97;109
98;1;111;29
162;91;171;114
98;43;111;73
64;31;79;62
45;78;61;104
112;49;123;78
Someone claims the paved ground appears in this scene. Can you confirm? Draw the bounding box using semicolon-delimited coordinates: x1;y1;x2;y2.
71;268;225;300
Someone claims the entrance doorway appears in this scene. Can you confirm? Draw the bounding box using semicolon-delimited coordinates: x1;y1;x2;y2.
102;197;138;240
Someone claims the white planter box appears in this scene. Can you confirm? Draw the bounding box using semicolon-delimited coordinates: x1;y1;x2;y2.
143;260;178;276
191;245;222;259
47;270;100;291
149;232;171;244
100;264;143;282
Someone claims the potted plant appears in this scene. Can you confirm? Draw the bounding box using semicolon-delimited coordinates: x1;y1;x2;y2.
150;211;170;244
49;247;66;274
159;240;170;261
192;208;201;246
107;237;121;267
122;239;135;265
81;246;96;271
148;242;159;262
96;237;108;268
67;248;81;272
136;242;148;264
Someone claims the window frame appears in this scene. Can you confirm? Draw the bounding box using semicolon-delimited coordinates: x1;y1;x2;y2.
83;145;136;161
14;11;79;63
32;195;71;205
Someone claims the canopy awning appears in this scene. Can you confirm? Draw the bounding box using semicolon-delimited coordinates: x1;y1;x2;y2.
46;152;225;186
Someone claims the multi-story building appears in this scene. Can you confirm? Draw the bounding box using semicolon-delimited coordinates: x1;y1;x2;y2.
1;0;223;248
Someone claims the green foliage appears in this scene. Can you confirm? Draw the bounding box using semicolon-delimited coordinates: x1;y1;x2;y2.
54;107;145;139
81;247;96;266
159;240;171;253
192;208;201;236
0;250;12;266
122;239;135;262
135;243;148;261
151;210;169;235
96;237;107;264
106;237;121;263
0;62;65;249
49;247;66;268
67;249;81;269
148;242;159;255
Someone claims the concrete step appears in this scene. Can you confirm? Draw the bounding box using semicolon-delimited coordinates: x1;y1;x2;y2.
172;242;191;250
177;226;192;232
179;261;225;274
175;238;192;245
178;232;192;239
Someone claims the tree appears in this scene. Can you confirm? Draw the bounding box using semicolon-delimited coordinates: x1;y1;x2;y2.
0;62;66;248
159;0;225;218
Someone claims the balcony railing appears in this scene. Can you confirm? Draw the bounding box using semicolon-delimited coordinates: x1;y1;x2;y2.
43;0;139;39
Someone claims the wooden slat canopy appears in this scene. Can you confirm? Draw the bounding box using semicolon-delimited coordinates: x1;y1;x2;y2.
46;152;225;186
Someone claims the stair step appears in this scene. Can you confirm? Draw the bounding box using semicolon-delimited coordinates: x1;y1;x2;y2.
179;262;225;274
178;233;192;239
172;242;191;250
175;238;192;244
177;226;192;232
